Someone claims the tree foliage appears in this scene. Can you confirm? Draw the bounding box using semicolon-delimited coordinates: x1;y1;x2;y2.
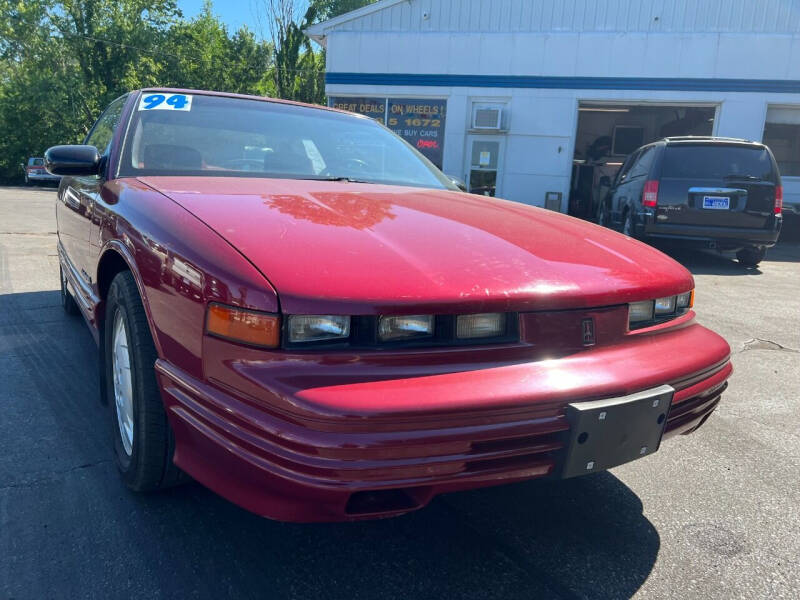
0;0;378;183
261;0;376;103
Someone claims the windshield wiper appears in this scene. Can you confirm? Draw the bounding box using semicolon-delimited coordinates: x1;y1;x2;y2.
299;175;375;184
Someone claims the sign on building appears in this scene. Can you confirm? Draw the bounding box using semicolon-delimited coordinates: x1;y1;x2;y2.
329;96;447;169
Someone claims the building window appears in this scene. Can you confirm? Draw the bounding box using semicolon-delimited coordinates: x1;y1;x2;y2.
763;106;800;177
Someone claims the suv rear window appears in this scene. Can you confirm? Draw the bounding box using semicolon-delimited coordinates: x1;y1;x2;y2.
31;158;44;166
661;145;776;181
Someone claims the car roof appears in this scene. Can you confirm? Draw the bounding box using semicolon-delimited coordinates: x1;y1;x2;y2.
136;87;359;118
659;136;766;148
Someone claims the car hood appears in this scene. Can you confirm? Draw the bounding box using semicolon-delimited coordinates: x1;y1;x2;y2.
139;176;693;314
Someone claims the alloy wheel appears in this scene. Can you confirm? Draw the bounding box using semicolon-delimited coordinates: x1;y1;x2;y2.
112;311;135;456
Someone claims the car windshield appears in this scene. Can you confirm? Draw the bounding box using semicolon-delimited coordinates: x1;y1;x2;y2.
31;158;44;166
120;93;455;190
661;144;776;181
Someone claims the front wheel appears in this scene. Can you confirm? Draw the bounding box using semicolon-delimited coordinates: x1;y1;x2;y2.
736;247;766;268
105;271;186;491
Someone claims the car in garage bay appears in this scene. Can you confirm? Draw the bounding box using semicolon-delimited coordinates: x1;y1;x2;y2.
46;89;732;522
596;137;783;267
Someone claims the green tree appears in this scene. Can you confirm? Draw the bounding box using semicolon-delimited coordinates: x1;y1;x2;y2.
257;0;376;104
0;0;280;183
161;2;273;95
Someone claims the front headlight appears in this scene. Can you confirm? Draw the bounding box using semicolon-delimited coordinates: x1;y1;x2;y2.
629;290;693;329
456;313;506;339
654;295;676;315
287;315;350;343
378;315;434;341
628;300;655;324
676;290;694;309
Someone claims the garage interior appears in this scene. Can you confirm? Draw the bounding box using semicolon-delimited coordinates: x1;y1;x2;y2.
568;103;717;220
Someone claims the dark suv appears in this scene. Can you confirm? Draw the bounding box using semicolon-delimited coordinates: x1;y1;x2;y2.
597;137;783;266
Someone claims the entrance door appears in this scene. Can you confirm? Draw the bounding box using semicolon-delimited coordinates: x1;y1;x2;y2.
466;136;504;197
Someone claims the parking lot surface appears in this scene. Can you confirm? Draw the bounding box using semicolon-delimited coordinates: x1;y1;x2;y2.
1;186;798;599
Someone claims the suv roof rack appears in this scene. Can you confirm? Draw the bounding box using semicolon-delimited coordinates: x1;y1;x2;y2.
661;135;755;143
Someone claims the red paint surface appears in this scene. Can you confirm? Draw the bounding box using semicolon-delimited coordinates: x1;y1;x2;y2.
55;90;732;522
138;176;694;315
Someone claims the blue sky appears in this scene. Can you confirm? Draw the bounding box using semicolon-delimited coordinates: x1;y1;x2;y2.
177;1;311;37
178;1;257;34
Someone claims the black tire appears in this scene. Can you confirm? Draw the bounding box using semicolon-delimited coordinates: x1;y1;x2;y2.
736;247;766;268
104;271;186;491
60;265;80;316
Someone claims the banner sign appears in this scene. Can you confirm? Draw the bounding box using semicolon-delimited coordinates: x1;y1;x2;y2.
329;96;447;169
386;98;446;169
329;97;386;123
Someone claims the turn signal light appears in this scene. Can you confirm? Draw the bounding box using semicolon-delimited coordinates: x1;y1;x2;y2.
642;180;659;208
206;303;280;348
775;186;783;215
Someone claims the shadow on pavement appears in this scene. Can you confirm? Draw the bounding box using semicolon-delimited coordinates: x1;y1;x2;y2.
1;290;659;600
654;240;800;276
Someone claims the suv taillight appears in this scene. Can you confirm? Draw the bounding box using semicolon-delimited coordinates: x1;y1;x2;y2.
775;185;783;215
642;180;659;208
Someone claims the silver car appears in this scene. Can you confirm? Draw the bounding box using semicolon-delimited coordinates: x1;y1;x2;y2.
22;157;61;185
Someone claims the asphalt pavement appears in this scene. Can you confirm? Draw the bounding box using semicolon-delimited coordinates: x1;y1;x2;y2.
1;185;798;599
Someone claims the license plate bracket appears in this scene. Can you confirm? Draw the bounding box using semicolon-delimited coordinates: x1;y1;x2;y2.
561;385;674;479
702;196;730;209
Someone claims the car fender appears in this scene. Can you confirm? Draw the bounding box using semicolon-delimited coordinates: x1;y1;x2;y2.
96;238;161;353
93;178;281;385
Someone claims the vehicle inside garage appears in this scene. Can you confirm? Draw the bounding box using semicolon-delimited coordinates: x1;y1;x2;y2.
569;103;717;220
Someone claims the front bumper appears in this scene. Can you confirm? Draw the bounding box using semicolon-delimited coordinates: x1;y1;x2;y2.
158;317;731;522
26;172;60;181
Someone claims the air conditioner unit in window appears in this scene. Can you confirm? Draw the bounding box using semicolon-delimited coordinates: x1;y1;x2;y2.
473;107;504;130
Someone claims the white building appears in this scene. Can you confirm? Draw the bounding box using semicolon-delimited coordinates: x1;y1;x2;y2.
306;0;800;217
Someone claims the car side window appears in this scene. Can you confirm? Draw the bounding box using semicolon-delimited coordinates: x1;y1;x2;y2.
627;146;655;180
85;95;128;156
616;151;639;184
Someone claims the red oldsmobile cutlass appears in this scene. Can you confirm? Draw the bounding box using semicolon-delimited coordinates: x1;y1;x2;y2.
46;89;731;522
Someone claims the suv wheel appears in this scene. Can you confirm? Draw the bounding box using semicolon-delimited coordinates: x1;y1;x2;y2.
736;247;766;268
105;271;186;491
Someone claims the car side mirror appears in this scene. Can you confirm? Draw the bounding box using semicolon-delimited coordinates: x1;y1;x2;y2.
44;145;101;176
447;175;468;192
